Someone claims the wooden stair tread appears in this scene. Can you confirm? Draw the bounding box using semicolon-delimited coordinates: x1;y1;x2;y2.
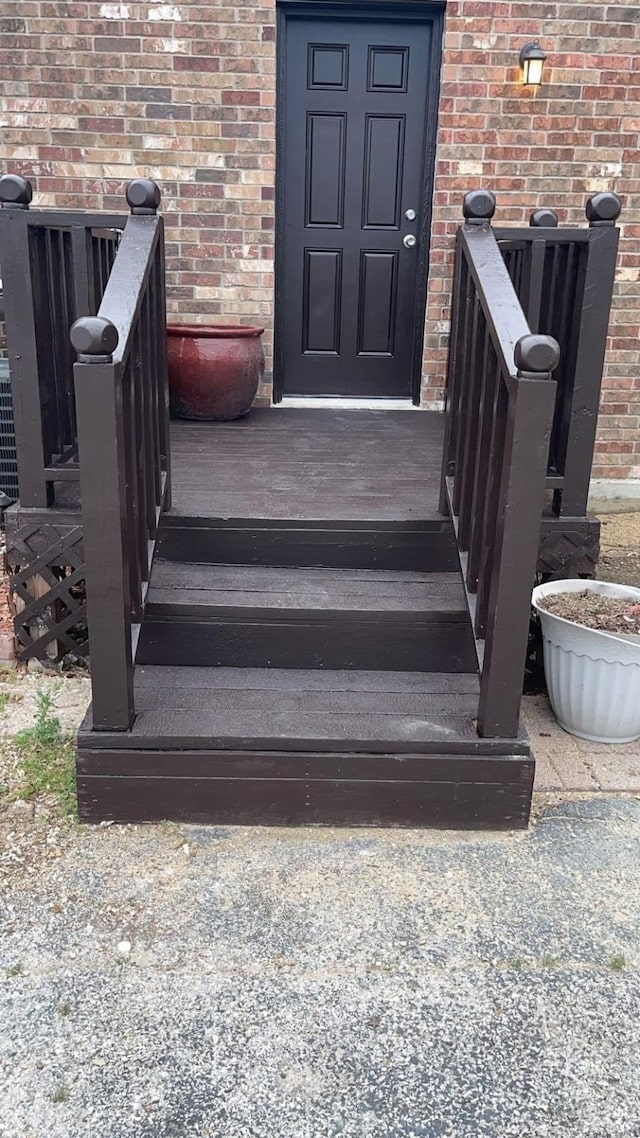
134;665;478;715
135;665;480;694
79;666;530;756
147;561;467;614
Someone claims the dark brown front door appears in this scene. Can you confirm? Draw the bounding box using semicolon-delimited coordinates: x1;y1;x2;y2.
276;10;440;401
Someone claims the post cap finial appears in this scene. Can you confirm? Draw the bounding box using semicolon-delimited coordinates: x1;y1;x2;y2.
586;191;621;227
514;333;560;375
530;208;558;228
463;189;496;225
0;174;33;209
71;316;119;362
126;178;161;215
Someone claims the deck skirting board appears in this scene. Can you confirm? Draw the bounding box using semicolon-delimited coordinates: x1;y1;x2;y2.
77;750;534;829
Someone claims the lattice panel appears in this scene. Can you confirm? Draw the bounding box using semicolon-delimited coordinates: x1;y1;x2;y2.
537;522;600;580
6;523;88;663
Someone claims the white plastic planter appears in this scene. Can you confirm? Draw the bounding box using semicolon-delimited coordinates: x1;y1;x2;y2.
531;579;640;743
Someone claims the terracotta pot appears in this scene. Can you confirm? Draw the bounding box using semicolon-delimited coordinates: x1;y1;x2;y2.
167;324;265;421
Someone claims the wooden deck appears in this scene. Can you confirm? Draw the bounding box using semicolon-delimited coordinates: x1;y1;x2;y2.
169;408;444;521
2;180;620;831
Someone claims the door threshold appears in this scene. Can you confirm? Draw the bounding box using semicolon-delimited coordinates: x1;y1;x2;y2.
277;397;418;411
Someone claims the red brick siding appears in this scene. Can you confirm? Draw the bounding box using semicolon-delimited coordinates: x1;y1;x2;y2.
428;0;640;482
0;1;638;477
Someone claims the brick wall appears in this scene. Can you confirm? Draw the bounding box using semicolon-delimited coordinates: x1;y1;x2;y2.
429;0;640;483
0;0;638;478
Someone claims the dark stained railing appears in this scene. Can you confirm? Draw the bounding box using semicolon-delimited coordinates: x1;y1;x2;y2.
441;191;559;738
496;192;621;518
0;174;125;507
71;179;171;731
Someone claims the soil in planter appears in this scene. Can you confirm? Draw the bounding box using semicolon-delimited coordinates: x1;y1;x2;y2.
538;591;640;634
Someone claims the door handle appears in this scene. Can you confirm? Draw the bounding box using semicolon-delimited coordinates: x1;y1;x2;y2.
403;234;417;249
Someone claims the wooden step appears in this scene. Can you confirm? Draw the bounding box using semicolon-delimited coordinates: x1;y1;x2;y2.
157;516;458;572
87;664;494;751
77;666;533;829
137;562;478;672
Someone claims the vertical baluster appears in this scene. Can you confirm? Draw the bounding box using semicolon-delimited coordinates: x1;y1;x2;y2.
476;372;508;637
467;340;499;593
131;321;150;591
70;225;93;318
100;238;110;302
139;292;156;543
513;246;523;297
0;174;53;506
59;229;77;448
155;222;172;508
53;228;68;452
123;348;145;620
458;306;488;551
90;233;102;310
146;263;162;504
31;228;54;466
438;235;467;512
451;274;476;519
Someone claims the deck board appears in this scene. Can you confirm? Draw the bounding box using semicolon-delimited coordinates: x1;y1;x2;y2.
169;408;444;522
78;665;533;756
147;562;466;612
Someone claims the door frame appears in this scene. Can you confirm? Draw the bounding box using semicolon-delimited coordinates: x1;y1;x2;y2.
273;0;446;404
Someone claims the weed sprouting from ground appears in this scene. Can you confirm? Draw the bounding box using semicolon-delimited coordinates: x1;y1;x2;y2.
51;1083;70;1104
609;954;626;972
540;955;559;968
8;689;77;818
6;962;24;977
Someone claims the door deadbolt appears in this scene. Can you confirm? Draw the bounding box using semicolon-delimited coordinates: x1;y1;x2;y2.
405;208;416;221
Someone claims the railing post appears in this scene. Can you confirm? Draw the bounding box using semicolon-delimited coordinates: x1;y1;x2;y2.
72;316;135;731
529;208;558;228
558;191;621;516
0;174;52;507
439;189;496;513
462;189;496;229
478;333;559;738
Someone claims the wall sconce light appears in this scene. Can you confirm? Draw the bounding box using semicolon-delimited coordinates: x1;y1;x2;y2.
519;41;547;87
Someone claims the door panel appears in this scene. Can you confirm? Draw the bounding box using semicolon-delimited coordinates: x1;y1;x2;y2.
358;251;398;355
305;114;346;227
278;13;438;400
362;115;405;229
303;250;342;353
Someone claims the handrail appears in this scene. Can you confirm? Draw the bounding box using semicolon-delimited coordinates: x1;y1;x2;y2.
71;180;171;731
457;225;530;381
441;190;559;738
0;173;126;506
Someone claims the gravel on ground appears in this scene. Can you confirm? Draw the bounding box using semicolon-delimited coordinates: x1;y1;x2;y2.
1;795;639;1138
